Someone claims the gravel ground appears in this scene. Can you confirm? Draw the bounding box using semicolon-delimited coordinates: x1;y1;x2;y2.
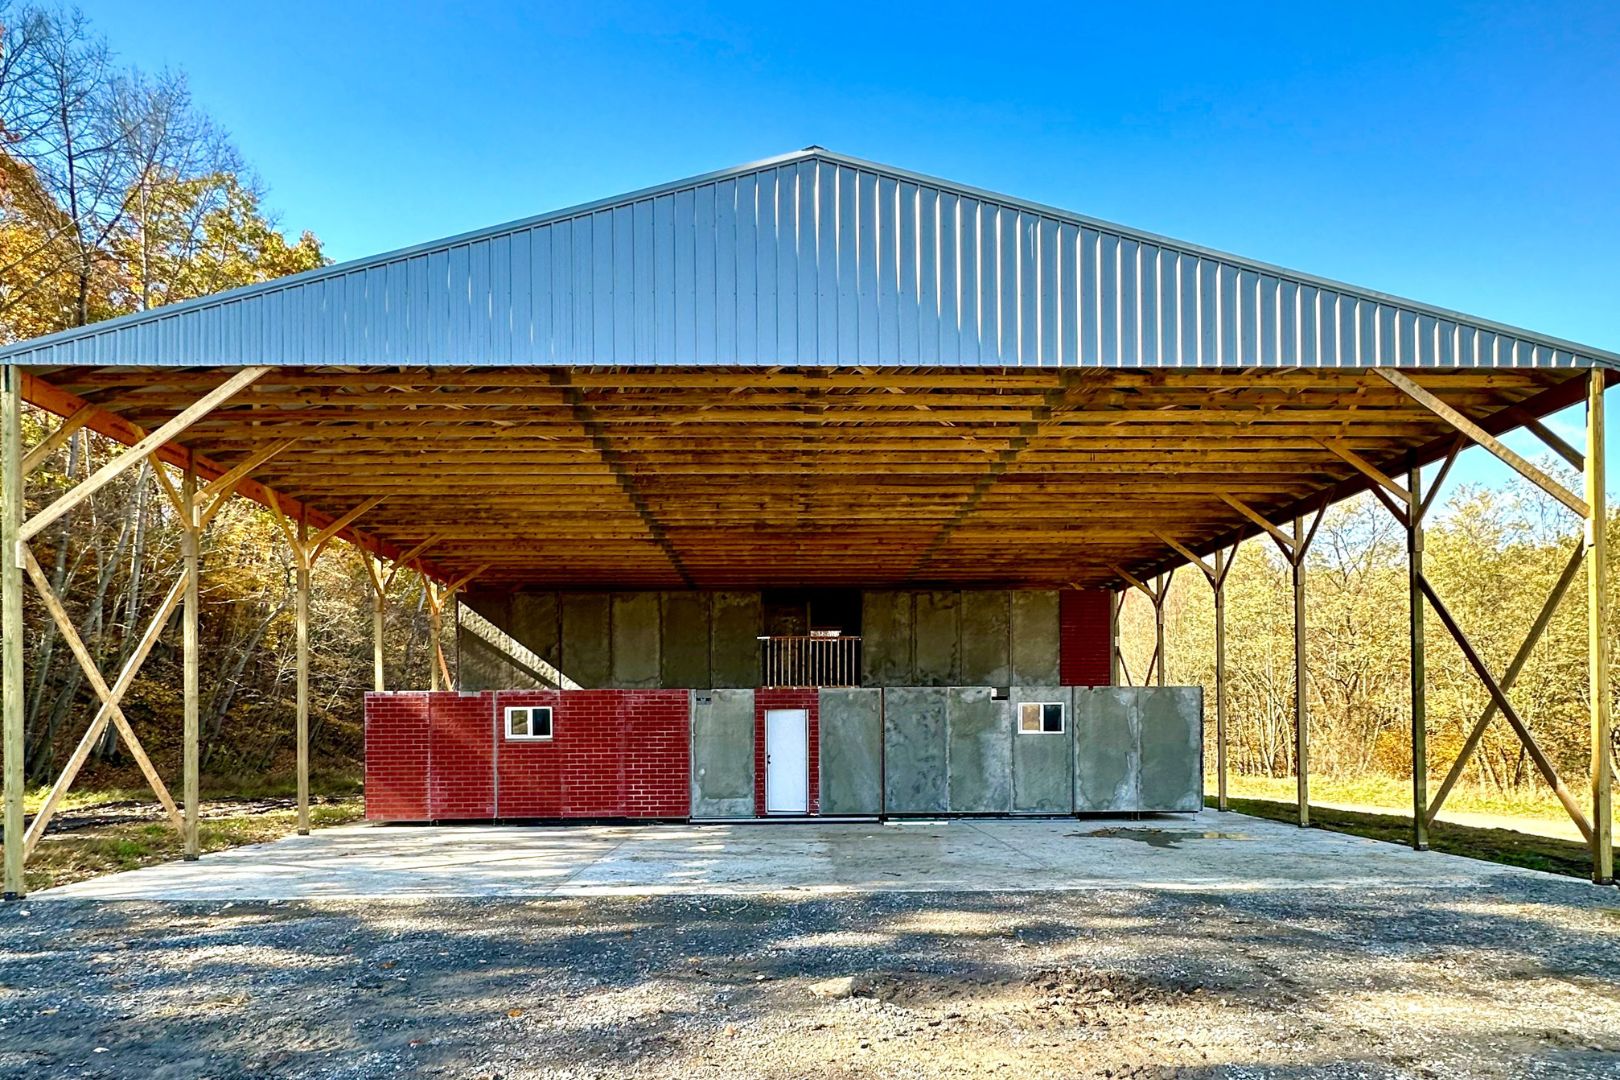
1;876;1617;1079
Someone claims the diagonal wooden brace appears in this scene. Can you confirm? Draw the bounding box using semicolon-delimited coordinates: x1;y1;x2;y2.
20;366;269;543
1417;571;1594;842
22;571;187;858
21;545;184;836
1376;368;1588;517
1425;541;1586;826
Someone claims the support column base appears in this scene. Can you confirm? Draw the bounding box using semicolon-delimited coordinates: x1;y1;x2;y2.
297;829;310;836
183;853;199;862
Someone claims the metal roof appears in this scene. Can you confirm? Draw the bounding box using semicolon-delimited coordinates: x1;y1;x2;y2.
3;147;1615;369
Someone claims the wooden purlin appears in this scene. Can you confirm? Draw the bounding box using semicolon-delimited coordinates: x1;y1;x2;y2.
14;364;1594;590
16;371;435;580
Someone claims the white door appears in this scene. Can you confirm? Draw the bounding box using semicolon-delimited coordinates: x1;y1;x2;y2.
765;709;809;814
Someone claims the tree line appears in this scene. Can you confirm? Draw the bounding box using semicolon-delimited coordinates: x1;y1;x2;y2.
1;3;444;787
1121;474;1619;804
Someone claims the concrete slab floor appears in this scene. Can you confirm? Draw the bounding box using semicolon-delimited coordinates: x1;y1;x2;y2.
33;810;1600;902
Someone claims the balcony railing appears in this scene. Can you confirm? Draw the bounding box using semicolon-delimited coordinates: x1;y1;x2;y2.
760;634;861;687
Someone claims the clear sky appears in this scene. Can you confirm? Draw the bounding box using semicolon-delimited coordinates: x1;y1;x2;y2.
74;0;1620;498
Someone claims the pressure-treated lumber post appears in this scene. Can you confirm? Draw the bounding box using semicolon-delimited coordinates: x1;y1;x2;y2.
359;551;386;692
294;517;311;836
371;570;385;693
1109;589;1121;685
1587;370;1613;885
1293;516;1310;827
181;463;201;859
1213;549;1229;812
1154;573;1167;687
426;581;442;692
1407;462;1428;851
2;366;24;899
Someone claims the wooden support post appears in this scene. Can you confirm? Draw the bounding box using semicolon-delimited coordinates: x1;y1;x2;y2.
295;517;311;836
181;463;201;859
1408;462;1428;851
1293;516;1310;827
361;552;386;693
1109;589;1121;685
2;365;23;899
426;581;442;692
1587;370;1614;885
1213;549;1230;812
1154;573;1167;687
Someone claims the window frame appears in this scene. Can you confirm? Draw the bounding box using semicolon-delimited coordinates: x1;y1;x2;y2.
503;704;554;742
1017;700;1066;735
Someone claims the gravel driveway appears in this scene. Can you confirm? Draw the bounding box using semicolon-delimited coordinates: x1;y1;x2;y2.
2;869;1617;1078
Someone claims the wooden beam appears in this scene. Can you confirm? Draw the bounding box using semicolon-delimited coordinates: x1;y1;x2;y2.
1213;547;1230;812
310;495;386;562
1153;531;1216;580
195;437;299;510
294;516;310;835
1585;370;1613;883
360;551;386;693
1217;492;1295;553
1375;368;1587;517
20;404;91;478
1407;462;1428;851
19;366;269;543
1318;438;1411;505
181;464;200;860
1293;516;1310;827
2;366;23;898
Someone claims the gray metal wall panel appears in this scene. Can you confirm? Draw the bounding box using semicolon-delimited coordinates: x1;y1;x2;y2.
659;592;712;689
958;591;1011;686
1138;686;1204;812
511;592;561;669
1073;687;1141;811
883;687;949;813
1009;591;1061;685
709;591;762;688
8;151;1608;370
691;689;755;818
610;592;661;688
861;591;914;686
946;687;1012;813
559;593;611;688
1011;685;1073;813
818;688;883;815
912;590;961;686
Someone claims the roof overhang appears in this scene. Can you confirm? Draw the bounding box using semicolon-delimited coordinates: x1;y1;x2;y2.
15;363;1605;591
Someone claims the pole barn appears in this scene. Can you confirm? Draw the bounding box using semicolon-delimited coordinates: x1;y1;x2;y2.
1;148;1613;897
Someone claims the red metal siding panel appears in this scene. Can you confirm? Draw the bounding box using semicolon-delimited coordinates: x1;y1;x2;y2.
1060;589;1113;686
428;693;496;819
362;691;430;821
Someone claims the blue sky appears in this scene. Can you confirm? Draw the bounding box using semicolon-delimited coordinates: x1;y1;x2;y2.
80;0;1620;498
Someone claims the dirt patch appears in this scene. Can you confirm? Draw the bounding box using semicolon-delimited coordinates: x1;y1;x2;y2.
2;876;1617;1079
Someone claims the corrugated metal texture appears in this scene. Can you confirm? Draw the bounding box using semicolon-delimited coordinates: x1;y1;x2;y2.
3;148;1614;368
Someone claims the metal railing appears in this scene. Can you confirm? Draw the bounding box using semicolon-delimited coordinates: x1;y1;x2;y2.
761;635;861;687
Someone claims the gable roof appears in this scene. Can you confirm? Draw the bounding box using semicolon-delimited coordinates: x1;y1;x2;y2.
3;147;1615;369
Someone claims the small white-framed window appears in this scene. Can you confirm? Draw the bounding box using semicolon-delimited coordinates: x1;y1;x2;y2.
1018;701;1065;734
504;705;553;741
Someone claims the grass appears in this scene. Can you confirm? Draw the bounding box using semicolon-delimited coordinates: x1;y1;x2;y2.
15;768;365;894
1215;796;1610;880
1211;772;1580;822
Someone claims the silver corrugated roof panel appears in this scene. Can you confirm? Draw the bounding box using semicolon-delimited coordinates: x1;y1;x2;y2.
3;148;1614;368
